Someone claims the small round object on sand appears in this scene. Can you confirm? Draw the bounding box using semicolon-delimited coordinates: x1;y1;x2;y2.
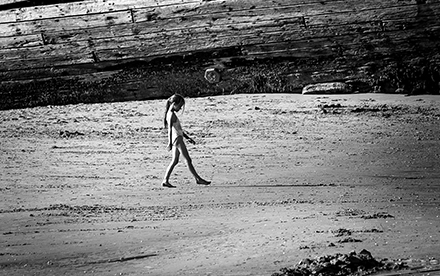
204;68;221;83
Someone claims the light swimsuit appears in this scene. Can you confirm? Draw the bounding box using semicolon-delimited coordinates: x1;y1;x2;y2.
167;111;184;145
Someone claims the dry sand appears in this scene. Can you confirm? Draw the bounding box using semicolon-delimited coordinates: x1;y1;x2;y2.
1;93;439;276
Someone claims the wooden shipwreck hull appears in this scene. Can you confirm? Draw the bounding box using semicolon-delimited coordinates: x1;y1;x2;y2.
0;0;439;109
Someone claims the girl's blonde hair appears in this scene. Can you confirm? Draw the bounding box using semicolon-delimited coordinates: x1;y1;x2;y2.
164;94;185;128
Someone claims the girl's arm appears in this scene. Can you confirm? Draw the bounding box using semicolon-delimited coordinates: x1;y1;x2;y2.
183;132;196;145
167;113;175;150
167;127;173;150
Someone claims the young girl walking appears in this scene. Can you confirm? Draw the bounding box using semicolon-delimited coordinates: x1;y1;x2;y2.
162;94;211;188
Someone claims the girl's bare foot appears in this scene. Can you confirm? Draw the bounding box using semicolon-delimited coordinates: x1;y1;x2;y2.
196;178;211;185
162;182;176;188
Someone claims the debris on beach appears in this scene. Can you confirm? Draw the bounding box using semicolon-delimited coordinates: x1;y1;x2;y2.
302;82;353;95
361;212;394;219
59;130;85;138
332;228;352;237
272;249;407;276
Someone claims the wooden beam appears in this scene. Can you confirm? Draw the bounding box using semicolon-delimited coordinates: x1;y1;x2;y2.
0;33;43;48
0;0;202;22
1;0;433;39
0;0;416;24
0;0;26;4
1;8;438;71
0;9;133;36
1;1;432;46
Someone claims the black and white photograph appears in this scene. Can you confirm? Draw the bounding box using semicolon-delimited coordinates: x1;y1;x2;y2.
1;0;439;275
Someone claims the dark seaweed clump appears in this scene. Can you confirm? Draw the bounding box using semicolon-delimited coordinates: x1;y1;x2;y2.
272;249;407;276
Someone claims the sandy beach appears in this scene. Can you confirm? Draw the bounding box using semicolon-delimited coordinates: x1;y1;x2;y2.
1;93;439;276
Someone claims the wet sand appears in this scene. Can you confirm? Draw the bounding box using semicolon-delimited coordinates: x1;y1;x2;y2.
1;94;439;275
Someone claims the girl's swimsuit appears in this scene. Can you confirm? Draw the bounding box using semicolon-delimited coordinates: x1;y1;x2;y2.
167;111;184;144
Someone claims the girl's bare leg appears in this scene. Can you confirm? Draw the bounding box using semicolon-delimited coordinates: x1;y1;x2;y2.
162;145;180;187
175;138;211;185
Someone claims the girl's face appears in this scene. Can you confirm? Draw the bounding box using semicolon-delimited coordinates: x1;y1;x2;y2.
173;102;184;112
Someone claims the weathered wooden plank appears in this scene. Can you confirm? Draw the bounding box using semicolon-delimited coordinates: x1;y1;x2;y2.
0;27;335;72
42;10;435;53
0;41;89;60
50;2;438;42
40;24;132;45
0;29;306;65
96;25;438;61
0;0;420;34
131;0;418;24
0;42;96;70
0;5;302;38
0;54;94;71
2;14;438;71
36;16;288;46
0;0;201;23
0;0;434;44
0;33;43;48
243;27;440;59
0;0;338;23
0;13;432;53
1;22;280;65
131;0;422;25
40;16;303;46
38;12;437;60
0;32;240;70
5;25;310;65
0;0;26;5
305;3;440;26
4;27;439;71
0;9;132;37
0;62;115;81
1;0;418;24
31;2;435;47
